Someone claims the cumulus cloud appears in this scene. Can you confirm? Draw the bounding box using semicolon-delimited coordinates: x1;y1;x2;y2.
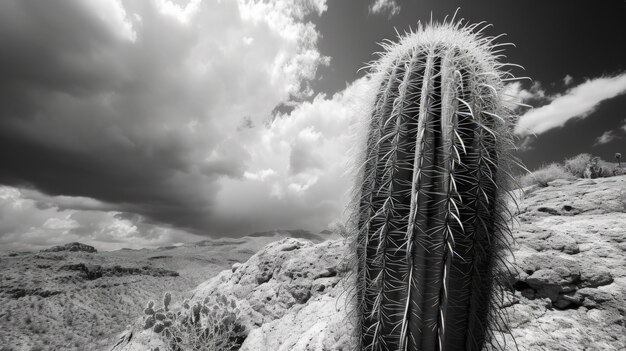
0;186;203;251
593;130;619;146
369;0;401;18
0;0;331;243
208;77;375;235
515;72;626;135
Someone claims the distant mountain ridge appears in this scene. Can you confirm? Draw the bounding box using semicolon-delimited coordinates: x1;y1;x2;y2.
247;229;327;243
40;242;97;253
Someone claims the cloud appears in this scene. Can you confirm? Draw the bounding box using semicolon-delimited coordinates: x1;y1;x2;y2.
563;74;573;86
593;130;619;146
0;186;203;251
369;0;401;18
515;72;626;135
0;0;330;240
502;81;547;110
622;119;626;133
207;77;376;235
243;169;277;181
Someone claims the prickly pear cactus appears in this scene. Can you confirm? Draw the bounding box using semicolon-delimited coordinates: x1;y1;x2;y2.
352;18;523;351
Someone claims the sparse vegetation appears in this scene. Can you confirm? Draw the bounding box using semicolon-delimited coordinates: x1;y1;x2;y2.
1;235;274;351
144;292;245;351
522;153;625;188
520;163;573;187
563;153;592;178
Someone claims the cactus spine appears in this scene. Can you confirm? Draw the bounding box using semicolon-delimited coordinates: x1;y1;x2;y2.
353;18;521;351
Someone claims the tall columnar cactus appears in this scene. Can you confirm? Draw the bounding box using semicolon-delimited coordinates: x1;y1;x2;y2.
352;18;523;351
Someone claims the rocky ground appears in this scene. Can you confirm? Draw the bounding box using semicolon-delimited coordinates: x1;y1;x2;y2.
496;175;626;350
0;232;324;351
112;175;626;351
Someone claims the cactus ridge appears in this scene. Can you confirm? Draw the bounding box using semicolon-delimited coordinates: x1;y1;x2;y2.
349;16;523;351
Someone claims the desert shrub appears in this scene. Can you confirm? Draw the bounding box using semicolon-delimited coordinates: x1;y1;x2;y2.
563;153;592;177
596;159;621;177
143;292;245;351
564;153;624;178
520;163;573;187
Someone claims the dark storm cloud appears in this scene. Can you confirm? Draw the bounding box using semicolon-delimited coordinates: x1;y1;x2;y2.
0;0;329;237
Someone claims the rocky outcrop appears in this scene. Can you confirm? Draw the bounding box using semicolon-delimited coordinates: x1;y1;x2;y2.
111;175;626;351
59;263;104;280
58;263;178;280
494;176;626;350
110;238;353;351
4;287;62;299
41;242;97;253
191;238;352;350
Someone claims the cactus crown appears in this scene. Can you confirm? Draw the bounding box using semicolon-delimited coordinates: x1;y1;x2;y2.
347;15;524;351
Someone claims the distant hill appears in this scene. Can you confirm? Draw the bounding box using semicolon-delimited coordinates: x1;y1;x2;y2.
40;242;97;253
247;229;326;243
0;234;278;351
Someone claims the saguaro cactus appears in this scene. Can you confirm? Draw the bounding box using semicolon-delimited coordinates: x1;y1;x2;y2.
352;18;522;351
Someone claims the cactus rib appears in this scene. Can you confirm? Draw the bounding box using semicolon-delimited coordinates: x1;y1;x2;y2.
352;17;522;351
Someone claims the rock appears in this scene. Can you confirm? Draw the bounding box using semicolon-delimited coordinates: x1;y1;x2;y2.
109;176;626;351
580;269;613;288
41;242;97;253
110;238;350;351
58;263;178;279
240;281;353;351
518;253;581;284
548;233;580;254
4;287;62;299
526;269;564;301
60;263;103;280
577;288;615;308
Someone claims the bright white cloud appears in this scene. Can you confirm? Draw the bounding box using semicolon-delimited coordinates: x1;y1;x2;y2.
369;0;400;18
593;130;618;146
209;77;376;234
502;81;547;110
154;0;202;23
515;73;626;135
243;168;277;181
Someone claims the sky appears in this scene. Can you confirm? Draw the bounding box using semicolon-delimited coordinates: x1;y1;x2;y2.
0;0;625;251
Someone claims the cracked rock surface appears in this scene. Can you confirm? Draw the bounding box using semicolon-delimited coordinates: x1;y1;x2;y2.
495;175;626;350
111;176;625;351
